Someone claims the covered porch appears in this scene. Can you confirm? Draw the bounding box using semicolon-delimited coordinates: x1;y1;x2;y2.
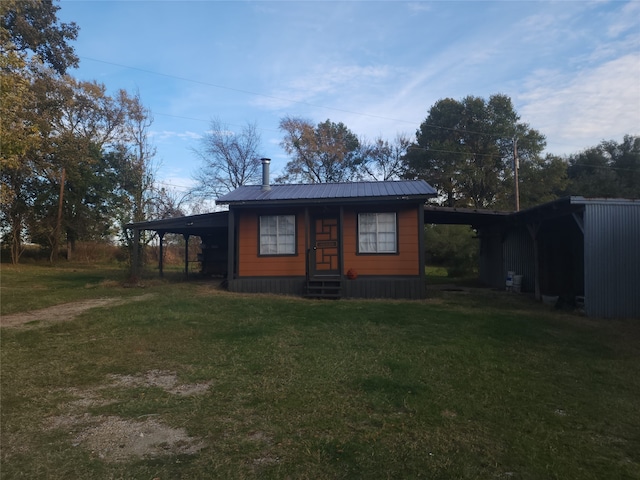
126;211;229;279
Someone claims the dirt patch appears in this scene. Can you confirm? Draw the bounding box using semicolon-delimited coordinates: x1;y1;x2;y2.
0;294;156;329
45;370;211;462
108;370;211;396
73;415;205;462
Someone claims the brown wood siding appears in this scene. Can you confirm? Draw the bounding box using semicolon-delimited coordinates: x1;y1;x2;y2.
342;207;420;276
237;211;306;277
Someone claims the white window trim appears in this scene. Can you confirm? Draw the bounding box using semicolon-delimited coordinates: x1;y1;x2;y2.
358;212;397;254
259;214;296;255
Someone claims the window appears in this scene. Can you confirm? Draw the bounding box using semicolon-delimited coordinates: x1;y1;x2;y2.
260;215;296;255
358;212;397;253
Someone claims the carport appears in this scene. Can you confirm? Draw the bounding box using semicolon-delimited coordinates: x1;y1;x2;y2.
126;211;228;278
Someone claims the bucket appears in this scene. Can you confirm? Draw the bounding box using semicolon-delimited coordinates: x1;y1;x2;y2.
513;275;523;293
505;271;514;289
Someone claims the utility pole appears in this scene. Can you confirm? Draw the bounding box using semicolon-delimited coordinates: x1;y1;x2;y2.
513;137;520;212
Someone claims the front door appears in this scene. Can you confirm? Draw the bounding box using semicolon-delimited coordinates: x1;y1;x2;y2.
310;215;340;277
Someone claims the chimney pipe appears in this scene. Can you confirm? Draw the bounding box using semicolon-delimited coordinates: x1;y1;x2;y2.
261;158;271;191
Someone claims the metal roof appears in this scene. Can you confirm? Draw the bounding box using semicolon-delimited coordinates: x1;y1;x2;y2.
424;204;510;227
126;211;228;236
216;180;437;205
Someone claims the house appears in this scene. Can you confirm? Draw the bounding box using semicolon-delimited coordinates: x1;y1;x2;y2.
127;170;639;315
216;159;437;299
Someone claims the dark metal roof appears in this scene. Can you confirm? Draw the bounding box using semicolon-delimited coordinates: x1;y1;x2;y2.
217;180;437;205
126;211;228;236
423;204;511;228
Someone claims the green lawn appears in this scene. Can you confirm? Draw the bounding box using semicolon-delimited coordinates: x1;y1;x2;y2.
1;265;639;479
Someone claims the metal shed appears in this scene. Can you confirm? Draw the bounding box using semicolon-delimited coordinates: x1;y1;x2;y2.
428;197;639;319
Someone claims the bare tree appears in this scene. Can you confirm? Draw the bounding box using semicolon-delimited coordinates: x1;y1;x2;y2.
359;134;410;181
191;118;263;198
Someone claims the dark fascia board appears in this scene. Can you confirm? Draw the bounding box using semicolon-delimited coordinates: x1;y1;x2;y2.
423;204;510;228
126;211;229;233
223;195;433;208
569;196;640;206
508;197;583;225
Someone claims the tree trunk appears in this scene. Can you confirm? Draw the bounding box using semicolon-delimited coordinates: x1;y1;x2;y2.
10;217;23;265
50;167;66;263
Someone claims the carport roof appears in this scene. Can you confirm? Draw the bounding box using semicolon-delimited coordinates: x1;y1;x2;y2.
423;204;510;228
126;211;228;236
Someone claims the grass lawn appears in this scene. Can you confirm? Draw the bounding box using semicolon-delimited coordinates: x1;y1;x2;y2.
1;264;639;479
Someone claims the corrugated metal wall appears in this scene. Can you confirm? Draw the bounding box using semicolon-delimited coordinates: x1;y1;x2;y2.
584;202;640;319
502;228;536;293
478;226;535;292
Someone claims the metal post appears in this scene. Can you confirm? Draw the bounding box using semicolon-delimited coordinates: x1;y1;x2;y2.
184;234;190;278
131;228;140;280
513;137;520;212
227;209;235;282
158;232;165;278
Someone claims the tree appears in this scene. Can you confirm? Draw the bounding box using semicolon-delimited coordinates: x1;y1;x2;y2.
403;94;547;209
0;53;40;263
37;76;128;261
517;154;568;209
191;118;263;198
278;116;362;183
424;224;478;277
1;0;79;75
359;134;410;181
566;135;640;198
1;0;79;263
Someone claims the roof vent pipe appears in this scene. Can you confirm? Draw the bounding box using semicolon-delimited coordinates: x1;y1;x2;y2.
261;158;271;191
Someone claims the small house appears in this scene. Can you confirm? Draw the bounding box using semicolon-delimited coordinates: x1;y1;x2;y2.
216;159;437;299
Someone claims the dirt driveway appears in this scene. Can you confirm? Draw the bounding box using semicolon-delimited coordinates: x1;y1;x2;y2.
0;293;156;329
2;292;213;463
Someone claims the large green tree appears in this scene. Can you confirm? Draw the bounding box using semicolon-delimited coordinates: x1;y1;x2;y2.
403;94;547;209
1;0;79;75
278;116;362;183
517;154;568;209
1;1;163;264
566;135;640;199
1;0;79;262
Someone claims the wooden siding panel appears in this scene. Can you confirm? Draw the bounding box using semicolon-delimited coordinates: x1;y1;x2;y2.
342;207;420;276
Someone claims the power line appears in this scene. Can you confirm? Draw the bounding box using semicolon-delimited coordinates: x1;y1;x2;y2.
79;56;633;153
77;55;509;139
79;56;419;127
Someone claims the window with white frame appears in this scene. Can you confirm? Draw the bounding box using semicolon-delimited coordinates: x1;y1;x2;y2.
259;215;296;255
358;212;397;253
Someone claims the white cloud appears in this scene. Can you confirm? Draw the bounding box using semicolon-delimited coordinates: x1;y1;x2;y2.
607;1;640;37
252;64;390;110
406;2;432;14
152;130;202;142
519;53;640;154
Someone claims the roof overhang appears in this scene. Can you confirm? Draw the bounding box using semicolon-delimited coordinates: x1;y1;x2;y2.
225;195;434;208
423;204;510;228
126;211;228;236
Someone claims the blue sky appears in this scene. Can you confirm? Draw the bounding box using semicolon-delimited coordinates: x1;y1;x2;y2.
58;0;640;196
